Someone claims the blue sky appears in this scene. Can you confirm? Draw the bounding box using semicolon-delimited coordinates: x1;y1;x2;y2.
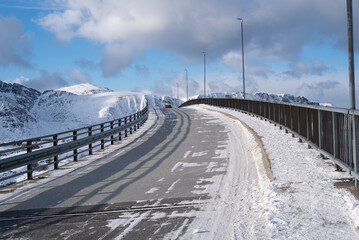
0;0;358;107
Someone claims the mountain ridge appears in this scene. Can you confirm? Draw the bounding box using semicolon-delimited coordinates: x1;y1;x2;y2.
0;81;327;142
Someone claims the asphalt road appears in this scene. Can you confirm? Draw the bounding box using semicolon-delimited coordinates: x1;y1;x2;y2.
0;108;230;239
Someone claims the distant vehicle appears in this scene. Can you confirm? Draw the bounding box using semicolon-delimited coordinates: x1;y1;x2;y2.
164;105;172;108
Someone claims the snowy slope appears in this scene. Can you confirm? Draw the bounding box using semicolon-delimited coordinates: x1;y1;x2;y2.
0;81;183;142
28;90;147;137
0;81;40;140
57;83;113;95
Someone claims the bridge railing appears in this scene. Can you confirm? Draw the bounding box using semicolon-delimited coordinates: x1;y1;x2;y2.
181;98;359;186
0;103;149;184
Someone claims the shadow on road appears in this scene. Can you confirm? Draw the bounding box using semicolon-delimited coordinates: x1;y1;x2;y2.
0;108;192;238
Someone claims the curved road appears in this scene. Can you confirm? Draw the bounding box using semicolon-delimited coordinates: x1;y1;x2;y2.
0;108;233;239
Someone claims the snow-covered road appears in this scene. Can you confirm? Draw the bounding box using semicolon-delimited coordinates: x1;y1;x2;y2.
1;105;359;239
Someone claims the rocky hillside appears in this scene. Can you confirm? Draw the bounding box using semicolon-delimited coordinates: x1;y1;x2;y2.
0;81;183;142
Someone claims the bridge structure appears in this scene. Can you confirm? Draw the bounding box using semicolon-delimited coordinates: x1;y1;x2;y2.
0;98;358;238
182;98;359;187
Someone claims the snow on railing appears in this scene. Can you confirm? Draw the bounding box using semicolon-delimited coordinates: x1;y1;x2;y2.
0;104;149;186
181;98;359;187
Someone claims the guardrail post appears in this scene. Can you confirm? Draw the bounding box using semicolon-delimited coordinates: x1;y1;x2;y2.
134;114;137;132
352;113;359;187
111;121;114;144
73;131;78;161
101;124;105;149
332;112;337;159
306;108;310;142
119;119;122;140
53;135;59;169
125;118;128;137
27;140;33;180
88;127;93;155
297;107;302;141
137;113;141;129
290;106;294;133
130;116;133;134
318;110;324;157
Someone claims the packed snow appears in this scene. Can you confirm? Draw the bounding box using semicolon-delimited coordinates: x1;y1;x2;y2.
184;105;359;239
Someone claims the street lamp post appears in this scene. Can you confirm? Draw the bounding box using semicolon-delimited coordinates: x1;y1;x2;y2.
237;18;246;99
347;0;355;110
346;0;359;188
185;69;188;101
203;51;206;98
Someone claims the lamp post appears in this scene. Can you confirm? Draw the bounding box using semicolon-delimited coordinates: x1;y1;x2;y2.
203;51;206;98
237;18;246;99
346;0;359;188
347;0;355;110
185;69;188;101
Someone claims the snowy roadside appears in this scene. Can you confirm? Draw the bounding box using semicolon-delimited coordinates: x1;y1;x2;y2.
188;105;359;239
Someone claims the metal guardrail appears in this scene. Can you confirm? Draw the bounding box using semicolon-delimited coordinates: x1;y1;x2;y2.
181;98;359;187
0;104;149;183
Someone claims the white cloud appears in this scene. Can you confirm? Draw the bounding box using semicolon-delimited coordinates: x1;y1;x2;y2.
13;76;30;85
38;0;358;86
70;68;91;83
0;16;31;67
150;71;200;97
13;70;68;91
221;51;242;69
284;60;334;78
100;43;139;77
135;65;150;78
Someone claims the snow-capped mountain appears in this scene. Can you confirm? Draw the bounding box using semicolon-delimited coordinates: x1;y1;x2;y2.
195;92;320;105
57;83;113;95
249;92;319;105
0;80;327;142
0;81;40;132
0;81;182;142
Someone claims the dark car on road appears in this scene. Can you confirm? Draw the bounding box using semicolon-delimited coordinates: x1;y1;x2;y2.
164;105;172;108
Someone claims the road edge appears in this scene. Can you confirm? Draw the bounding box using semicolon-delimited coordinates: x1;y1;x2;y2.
204;108;273;181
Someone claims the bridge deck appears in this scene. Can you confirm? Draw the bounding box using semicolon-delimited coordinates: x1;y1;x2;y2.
0;108;233;239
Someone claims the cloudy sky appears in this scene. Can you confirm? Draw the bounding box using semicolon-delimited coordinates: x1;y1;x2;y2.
0;0;358;107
